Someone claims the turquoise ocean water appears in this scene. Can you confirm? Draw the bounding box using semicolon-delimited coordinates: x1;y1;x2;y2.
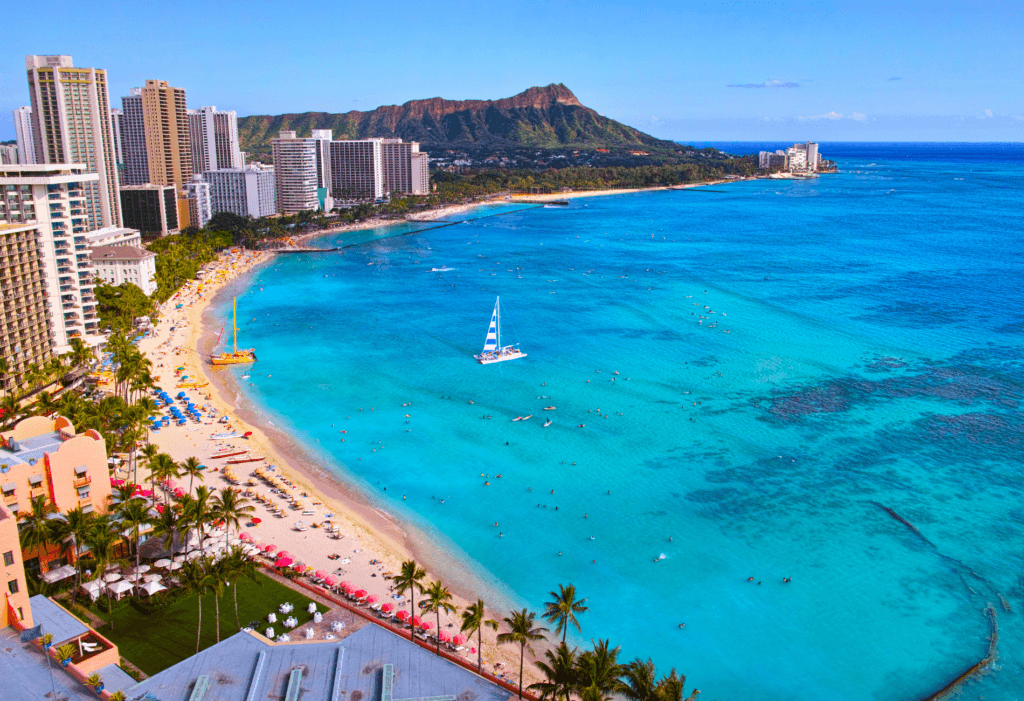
212;144;1024;700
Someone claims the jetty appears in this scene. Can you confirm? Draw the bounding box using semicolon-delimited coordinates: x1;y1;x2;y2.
270;246;341;254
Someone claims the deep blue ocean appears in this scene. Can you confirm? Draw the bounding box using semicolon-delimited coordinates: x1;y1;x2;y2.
212;143;1024;700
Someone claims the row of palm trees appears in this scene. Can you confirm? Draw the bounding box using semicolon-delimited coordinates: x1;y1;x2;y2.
391;565;698;701
0;337;94;423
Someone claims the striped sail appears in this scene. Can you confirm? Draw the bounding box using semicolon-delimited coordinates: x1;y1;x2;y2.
482;298;499;352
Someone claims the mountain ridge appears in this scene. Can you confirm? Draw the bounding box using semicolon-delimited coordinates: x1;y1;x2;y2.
237;84;683;158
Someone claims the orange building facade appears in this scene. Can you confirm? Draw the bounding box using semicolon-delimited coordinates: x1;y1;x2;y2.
0;415;111;575
0;502;31;628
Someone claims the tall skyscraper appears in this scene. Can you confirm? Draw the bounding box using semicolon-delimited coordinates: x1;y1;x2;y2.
203;165;276;218
140;80;192;189
183;175;212;229
12;106;37;164
271;131;320;214
188;106;242;173
0;165;103;355
110;107;124;183
380;139;430;196
25;55;122;229
120;88;149;185
329;139;384;202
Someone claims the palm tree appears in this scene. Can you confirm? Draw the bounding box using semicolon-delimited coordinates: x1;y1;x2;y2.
150;453;179;505
575;639;621;701
53;507;95;608
17;495;56;565
179;557;212;653
212;488;254;545
422;580;457;654
84;516;125;624
460;598;498;673
187;486;214;555
206;557;228;643
543;583;589;643
140;443;160;495
1;394;21;428
222;547;260;630
393;560;426;624
68;337;93;370
180;456;204;495
654;669;699;701
0;357;9;397
530;642;579;701
497;609;549;698
116;498;153;590
151;503;181;554
618;658;658;701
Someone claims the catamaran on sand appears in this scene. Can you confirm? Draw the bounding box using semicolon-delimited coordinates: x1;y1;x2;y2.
474;296;526;364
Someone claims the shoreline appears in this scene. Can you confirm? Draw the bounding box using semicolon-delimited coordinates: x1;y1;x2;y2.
142;249;532;680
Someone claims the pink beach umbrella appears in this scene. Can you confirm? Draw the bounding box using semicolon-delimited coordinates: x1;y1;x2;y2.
339;581;353;590
411;615;422;627
437;630;450;642
354;589;368;599
365;595;377;604
264;544;277;553
277;551;291;559
323;576;337;587
294;564;307;574
239;532;252;541
274;557;294;568
395;610;410;622
314;570;327;579
380;603;394;613
452;634;467;645
420;621;432;631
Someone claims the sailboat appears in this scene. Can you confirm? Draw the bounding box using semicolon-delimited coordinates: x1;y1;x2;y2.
211;297;256;365
474;296;526;364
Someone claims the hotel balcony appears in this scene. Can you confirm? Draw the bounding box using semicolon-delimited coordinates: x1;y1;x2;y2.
2;493;17;506
78;497;92;509
73;475;91;488
30;486;48;498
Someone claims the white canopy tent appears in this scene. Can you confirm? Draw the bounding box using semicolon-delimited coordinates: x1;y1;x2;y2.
79;579;103;602
107;580;133;600
140;581;167;597
40;565;76;584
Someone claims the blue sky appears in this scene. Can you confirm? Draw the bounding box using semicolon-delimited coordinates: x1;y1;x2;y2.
2;0;1022;141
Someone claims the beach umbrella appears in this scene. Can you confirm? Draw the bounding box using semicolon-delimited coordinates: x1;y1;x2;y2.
274;557;294;568
143;574;163;583
323;576;337;587
251;518;262;525
173;555;186;563
153;559;171;568
264;544;277;553
411;615;422;627
365;594;378;604
339;581;353;590
294;564;307;574
168;562;183;571
395;610;410;622
420;621;432;631
314;570;327;579
380;603;394;613
128;564;151;574
103;573;122;583
239;532;252;541
437;630;450;642
354;589;367;599
277;551;290;559
177;392;186;398
452;634;467;645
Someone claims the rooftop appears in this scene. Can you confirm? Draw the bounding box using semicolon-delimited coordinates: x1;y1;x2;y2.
128;624;514;701
0;428;63;468
0;626;97;701
29;595;88;645
90;245;155;261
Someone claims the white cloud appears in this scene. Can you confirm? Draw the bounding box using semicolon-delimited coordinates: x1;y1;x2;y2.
797;111;868;121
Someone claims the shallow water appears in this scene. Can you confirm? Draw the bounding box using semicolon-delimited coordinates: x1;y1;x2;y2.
215;144;1024;699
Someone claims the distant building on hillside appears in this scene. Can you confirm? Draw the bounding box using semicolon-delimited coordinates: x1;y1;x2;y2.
758;142;822;172
203;164;276;218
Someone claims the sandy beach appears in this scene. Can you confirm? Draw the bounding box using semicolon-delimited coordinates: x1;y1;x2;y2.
135;248;531;681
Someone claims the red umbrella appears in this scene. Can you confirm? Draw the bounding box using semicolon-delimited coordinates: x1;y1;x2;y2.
437;630;450;642
381;603;394;613
396;610;410;621
420;621;432;631
452;634;467;645
265;544;277;553
365;594;378;604
250;518;262;525
274;557;294;568
277;551;291;559
354;589;368;599
324;576;337;587
411;616;422;627
339;581;353;590
294;564;307;574
314;570;327;579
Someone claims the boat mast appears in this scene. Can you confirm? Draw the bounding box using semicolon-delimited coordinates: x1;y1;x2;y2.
233;297;238;353
495;296;501;350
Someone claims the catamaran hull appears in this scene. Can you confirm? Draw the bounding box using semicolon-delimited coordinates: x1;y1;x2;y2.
475;350;527;364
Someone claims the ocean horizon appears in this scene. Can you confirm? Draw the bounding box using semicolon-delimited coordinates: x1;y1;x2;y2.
211;142;1024;700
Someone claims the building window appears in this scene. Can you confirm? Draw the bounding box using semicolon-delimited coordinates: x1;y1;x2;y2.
2;551;13;566
7;579;18;594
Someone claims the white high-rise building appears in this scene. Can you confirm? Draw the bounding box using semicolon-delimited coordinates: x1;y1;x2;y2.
203;165;276;218
25;55;121;229
411;150;430;196
806;142;819;171
183;174;212;229
0;164;104;350
188;106;243;173
271;131;320;214
786;147;807;172
110;108;124;182
13;106;37;164
0;145;19;164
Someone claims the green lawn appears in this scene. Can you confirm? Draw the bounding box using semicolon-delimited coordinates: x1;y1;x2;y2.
87;573;322;675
